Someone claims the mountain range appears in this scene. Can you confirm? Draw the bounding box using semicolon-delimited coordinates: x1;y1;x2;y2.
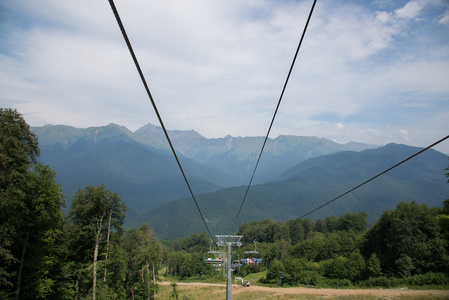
32;123;449;238
130;143;449;239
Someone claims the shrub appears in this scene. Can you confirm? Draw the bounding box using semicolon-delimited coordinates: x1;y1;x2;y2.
321;278;352;288
362;276;399;288
406;272;449;286
297;270;323;286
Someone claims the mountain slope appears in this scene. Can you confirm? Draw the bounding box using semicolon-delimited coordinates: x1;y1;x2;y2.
32;124;237;219
130;144;449;239
135;123;376;183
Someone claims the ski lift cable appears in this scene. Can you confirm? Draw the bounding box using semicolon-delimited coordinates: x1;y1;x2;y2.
296;134;449;220
230;0;318;234
252;134;449;243
107;0;215;241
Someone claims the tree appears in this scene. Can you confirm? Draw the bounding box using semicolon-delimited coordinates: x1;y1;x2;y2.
362;201;449;276
336;212;368;233
169;282;178;300
288;232;325;261
263;259;285;284
302;219;315;237
19;163;66;299
436;163;449;243
345;250;365;281
123;224;161;299
364;253;381;279
318;230;359;261
134;224;160;299
436;199;449;242
314;218;327;233
324;213;367;233
0;108;39;297
69;184;128;299
289;219;304;245
324;256;348;279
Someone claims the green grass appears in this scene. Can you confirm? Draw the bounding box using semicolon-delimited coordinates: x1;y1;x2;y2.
156;284;449;300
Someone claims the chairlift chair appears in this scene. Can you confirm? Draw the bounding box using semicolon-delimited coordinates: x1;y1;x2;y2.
241;240;262;265
203;240;224;265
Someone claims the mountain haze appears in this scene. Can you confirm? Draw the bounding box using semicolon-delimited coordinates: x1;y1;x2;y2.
136;123;376;183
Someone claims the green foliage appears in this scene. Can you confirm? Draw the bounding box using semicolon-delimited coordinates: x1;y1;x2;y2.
296;270;323;285
318;230;360;261
436;199;449;242
170;281;179;300
0;108;40;293
238;219;277;243
346;250;366;281
288;219;305;245
323;256;349;279
364;253;381;279
20;163;66;299
288;232;325;261
326;212;368;233
361;276;400;288
68;184;128;299
122;224;161;299
263;259;285;284
2;110;448;294
0;109;70;299
362;201;449;277
404;272;449;286
173;232;209;252
360;272;449;288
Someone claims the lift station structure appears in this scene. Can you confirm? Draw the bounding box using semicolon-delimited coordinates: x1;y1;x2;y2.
215;235;243;300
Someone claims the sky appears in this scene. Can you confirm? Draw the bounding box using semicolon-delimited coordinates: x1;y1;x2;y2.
1;0;449;153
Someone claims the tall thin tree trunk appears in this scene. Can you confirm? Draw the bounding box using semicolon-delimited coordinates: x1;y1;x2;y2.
15;232;29;300
153;265;156;299
93;216;104;300
103;207;114;284
146;261;150;300
75;279;79;300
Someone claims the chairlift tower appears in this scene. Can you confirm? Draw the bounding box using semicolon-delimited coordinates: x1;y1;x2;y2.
215;235;243;300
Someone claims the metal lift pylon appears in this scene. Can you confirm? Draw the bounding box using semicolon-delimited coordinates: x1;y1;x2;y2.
215;235;243;300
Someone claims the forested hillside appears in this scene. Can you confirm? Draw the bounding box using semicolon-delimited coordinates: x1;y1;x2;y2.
130;143;449;239
1;109;449;299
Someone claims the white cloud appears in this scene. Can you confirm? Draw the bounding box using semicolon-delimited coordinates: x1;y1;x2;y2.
399;129;409;138
0;0;448;153
395;0;427;19
439;10;449;25
376;11;393;23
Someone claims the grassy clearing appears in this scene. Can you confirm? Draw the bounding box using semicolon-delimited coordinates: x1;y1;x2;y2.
241;271;266;285
157;271;449;299
156;284;448;300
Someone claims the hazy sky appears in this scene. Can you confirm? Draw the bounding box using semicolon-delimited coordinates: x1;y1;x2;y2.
1;0;449;153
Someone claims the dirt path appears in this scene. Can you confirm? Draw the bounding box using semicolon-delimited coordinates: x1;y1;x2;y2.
160;281;449;298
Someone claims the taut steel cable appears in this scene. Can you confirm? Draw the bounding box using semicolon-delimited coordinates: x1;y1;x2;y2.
230;0;318;233
108;0;214;241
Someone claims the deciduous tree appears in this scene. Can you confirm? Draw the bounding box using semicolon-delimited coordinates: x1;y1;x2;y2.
0;108;39;298
362;201;449;276
69;184;128;299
